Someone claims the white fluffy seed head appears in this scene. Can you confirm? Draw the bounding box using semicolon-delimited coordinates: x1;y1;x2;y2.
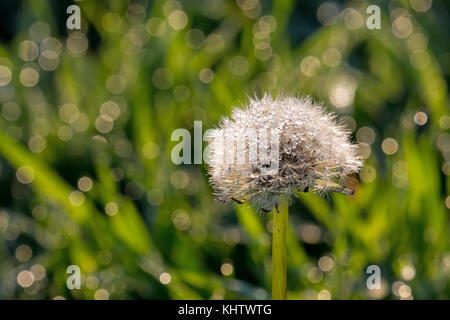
207;94;363;211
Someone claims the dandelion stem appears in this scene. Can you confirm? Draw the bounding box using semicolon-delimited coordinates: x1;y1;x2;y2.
272;198;289;300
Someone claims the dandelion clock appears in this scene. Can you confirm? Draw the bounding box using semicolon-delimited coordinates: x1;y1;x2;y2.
207;94;363;299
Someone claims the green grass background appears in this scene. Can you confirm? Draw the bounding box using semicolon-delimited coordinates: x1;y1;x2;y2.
0;0;449;299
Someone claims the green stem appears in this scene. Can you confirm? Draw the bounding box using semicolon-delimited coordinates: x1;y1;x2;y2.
272;198;289;300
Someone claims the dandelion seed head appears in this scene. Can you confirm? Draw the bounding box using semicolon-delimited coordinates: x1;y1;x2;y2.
207;94;363;211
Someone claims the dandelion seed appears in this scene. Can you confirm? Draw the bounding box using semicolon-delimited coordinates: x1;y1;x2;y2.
207;94;362;211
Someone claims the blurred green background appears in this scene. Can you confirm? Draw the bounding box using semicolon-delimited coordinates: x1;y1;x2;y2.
0;0;449;300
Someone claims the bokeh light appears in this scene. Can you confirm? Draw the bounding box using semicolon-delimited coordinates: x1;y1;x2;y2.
0;0;447;302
